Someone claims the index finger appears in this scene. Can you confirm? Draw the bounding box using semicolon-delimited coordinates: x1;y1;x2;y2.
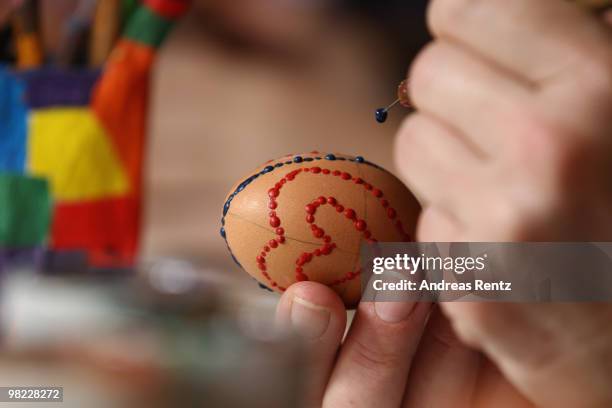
323;299;431;407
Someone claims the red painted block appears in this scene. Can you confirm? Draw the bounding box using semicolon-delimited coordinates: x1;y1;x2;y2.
50;195;140;267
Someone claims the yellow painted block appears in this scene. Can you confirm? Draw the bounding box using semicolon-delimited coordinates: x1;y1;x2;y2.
28;108;129;202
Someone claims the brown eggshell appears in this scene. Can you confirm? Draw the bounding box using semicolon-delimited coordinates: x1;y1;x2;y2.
221;152;420;308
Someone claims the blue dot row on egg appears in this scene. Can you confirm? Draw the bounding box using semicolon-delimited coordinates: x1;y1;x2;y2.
258;282;273;292
231;253;242;267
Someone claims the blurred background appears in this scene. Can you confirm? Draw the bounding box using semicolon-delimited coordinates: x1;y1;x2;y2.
0;0;429;406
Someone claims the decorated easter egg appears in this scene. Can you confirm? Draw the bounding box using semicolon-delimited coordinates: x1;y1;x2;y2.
220;152;421;308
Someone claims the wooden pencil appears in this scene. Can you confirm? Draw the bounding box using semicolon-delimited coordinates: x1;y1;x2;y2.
89;0;120;66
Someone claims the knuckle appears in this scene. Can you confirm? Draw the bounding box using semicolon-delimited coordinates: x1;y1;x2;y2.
397;113;432;142
408;42;444;104
395;114;425;162
349;338;402;373
416;207;441;242
396;114;420;143
427;0;487;36
490;199;534;241
417;207;461;242
427;0;462;36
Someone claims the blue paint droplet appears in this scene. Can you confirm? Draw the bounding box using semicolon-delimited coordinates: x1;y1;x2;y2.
304;157;313;162
375;108;388;123
325;154;336;161
262;165;274;173
219;227;226;238
275;163;283;168
223;201;231;216
355;156;364;163
293;156;303;163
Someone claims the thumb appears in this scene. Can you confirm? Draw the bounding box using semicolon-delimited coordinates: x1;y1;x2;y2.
440;302;612;407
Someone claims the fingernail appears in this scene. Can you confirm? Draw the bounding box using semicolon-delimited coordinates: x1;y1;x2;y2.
372;269;419;323
374;301;416;323
290;296;331;339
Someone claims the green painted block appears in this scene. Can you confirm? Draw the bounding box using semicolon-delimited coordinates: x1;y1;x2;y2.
122;0;141;28
124;6;174;48
0;174;51;246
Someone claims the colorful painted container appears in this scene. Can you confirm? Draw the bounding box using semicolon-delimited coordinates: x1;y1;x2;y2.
0;0;189;270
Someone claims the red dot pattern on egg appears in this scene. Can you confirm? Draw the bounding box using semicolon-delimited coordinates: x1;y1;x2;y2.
221;153;420;307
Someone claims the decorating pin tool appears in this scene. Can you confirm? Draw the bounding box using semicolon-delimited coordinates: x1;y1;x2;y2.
375;79;411;124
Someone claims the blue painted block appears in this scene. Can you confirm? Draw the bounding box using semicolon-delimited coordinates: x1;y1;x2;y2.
0;66;27;172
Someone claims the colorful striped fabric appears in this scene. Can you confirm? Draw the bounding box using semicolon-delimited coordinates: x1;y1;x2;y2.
0;0;189;270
